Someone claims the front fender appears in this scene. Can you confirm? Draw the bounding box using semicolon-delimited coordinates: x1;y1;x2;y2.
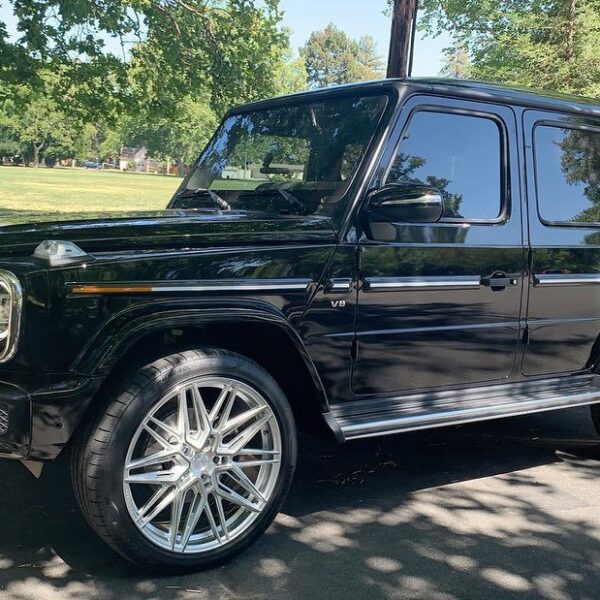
74;298;313;372
30;300;330;460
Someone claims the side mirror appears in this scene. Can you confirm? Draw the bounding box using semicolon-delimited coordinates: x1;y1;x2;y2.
366;182;444;223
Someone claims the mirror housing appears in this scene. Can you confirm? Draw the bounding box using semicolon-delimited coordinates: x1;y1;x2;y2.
366;182;444;224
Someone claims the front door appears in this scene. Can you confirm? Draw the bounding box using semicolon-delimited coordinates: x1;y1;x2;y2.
352;96;525;397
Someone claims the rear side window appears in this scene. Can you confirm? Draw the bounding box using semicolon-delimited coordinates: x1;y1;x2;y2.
386;110;503;221
534;124;600;225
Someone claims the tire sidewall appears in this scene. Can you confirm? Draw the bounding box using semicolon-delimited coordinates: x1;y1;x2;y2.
96;351;297;571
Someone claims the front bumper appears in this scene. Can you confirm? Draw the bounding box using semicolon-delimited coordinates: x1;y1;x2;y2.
0;373;103;461
0;381;31;459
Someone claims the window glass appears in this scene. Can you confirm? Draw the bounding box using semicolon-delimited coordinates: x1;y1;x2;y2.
180;95;388;219
534;125;600;225
386;111;502;220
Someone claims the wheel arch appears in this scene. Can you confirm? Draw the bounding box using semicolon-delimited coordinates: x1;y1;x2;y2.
76;307;332;438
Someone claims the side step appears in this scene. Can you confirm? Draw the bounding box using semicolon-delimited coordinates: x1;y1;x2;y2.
328;374;600;441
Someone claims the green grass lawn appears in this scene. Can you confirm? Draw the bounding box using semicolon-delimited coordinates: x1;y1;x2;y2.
0;167;182;213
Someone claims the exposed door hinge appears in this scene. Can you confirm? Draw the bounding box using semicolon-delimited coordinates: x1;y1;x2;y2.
523;326;530;347
351;338;359;360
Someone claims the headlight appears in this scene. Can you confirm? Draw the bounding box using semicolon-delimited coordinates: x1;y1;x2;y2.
0;270;22;362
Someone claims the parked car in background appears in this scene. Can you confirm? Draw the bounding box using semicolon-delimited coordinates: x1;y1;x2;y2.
1;155;23;166
80;160;101;169
0;78;600;573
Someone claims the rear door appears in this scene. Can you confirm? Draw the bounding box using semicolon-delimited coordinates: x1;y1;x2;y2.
352;96;526;397
522;110;600;376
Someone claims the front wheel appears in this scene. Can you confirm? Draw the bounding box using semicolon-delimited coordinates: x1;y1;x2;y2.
71;349;297;573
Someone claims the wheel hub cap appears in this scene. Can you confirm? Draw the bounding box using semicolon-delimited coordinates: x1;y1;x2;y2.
122;377;282;555
190;448;216;478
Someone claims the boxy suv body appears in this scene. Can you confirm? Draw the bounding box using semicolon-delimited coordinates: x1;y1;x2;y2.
1;78;600;571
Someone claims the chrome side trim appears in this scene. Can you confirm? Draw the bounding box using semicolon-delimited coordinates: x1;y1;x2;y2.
330;375;600;441
68;278;314;295
326;278;353;293
534;274;600;287
0;270;23;363
364;276;481;291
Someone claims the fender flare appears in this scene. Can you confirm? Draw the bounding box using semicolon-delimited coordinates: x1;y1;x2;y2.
73;300;329;412
32;301;336;459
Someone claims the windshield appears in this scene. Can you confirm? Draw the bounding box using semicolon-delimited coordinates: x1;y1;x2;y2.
173;94;388;221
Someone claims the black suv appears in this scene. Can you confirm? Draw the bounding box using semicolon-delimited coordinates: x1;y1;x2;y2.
1;78;600;572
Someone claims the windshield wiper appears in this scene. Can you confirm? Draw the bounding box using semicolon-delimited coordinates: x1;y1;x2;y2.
176;188;231;211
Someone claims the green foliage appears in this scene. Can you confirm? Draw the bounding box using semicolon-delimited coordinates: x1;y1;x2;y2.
418;0;600;96
2;0;290;118
0;0;296;167
0;81;79;165
124;97;218;172
276;51;309;95
440;42;470;78
300;23;385;88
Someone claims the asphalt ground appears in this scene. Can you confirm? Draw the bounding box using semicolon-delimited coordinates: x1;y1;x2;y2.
1;407;599;599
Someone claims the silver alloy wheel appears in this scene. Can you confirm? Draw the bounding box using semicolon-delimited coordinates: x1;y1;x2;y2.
123;376;282;554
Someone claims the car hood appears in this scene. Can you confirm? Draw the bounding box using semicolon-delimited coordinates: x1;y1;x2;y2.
0;209;337;257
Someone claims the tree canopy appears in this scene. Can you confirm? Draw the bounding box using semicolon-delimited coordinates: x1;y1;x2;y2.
1;0;290;117
0;0;303;167
300;23;385;88
417;0;600;96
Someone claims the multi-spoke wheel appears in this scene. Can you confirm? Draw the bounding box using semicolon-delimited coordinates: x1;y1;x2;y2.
71;349;297;572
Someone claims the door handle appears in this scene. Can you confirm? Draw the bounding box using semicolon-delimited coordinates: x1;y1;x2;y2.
480;272;518;290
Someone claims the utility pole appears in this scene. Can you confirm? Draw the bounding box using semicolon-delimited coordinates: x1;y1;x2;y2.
387;0;419;78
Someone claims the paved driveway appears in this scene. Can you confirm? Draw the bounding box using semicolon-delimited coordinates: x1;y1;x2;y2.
1;407;599;599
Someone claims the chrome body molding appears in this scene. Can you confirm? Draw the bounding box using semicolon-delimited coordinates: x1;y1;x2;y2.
325;278;353;293
534;274;600;287
329;375;600;441
68;278;314;295
363;275;481;291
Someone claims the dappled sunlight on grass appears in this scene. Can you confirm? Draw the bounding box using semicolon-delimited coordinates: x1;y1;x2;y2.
0;167;181;213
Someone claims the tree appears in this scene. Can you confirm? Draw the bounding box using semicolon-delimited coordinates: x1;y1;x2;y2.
125;98;217;175
300;24;384;88
276;52;309;95
1;0;290;119
440;42;470;78
418;0;600;96
1;81;79;166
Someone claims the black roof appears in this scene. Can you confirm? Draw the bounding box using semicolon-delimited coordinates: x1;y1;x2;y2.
231;77;600;118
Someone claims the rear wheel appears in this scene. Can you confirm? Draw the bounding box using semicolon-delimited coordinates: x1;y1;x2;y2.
71;349;297;573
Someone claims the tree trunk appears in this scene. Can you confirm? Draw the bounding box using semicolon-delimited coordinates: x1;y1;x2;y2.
177;157;185;177
33;144;40;168
387;0;419;78
566;0;576;61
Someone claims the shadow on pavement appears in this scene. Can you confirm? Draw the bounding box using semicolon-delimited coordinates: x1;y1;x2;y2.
0;407;599;599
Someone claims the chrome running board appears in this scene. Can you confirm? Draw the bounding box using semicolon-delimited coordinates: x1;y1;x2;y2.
328;375;600;442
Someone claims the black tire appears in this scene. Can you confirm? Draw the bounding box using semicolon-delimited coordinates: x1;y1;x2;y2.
71;349;297;573
591;404;600;437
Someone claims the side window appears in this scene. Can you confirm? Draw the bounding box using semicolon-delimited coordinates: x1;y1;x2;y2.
386;110;503;221
534;124;600;225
